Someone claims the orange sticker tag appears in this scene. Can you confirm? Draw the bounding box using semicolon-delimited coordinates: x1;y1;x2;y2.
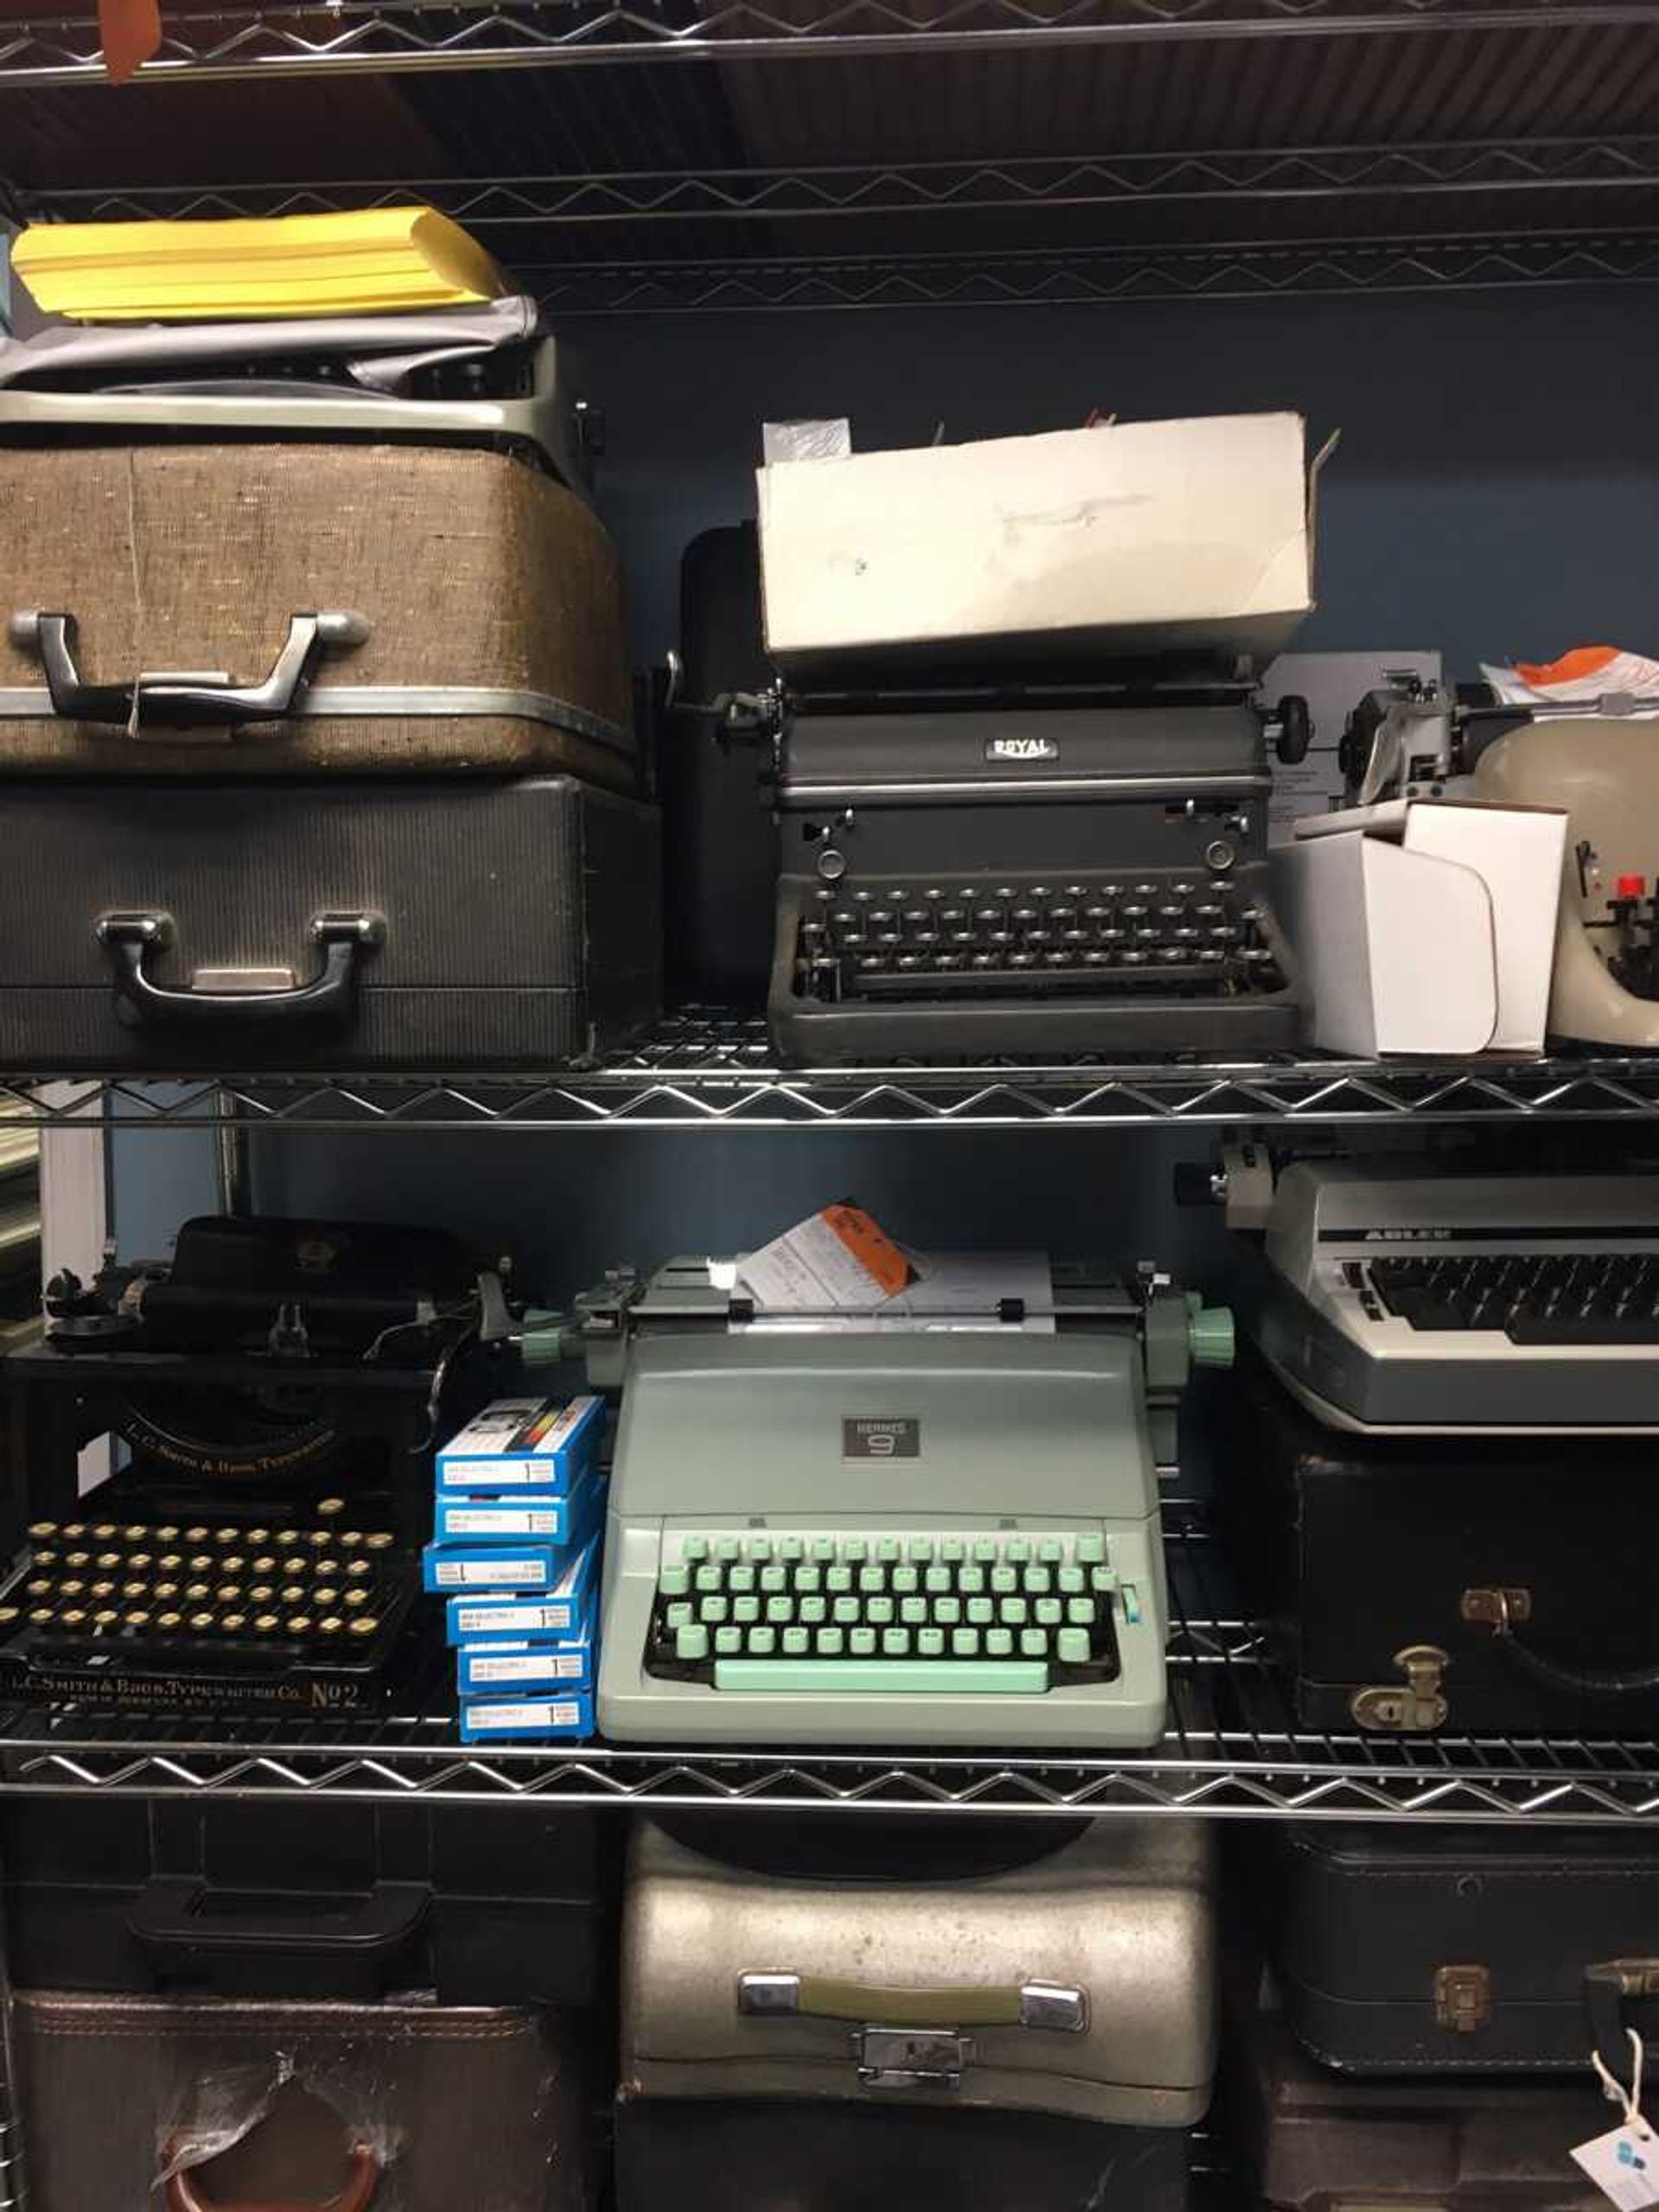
100;0;162;81
819;1203;915;1299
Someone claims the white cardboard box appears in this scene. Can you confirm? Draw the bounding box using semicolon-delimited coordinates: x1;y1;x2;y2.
1274;800;1567;1056
757;411;1327;673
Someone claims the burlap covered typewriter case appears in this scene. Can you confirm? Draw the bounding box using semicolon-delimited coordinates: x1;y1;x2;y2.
620;1815;1217;2126
0;442;635;787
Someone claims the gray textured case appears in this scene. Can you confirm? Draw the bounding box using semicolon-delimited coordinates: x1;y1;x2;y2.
620;1815;1217;2126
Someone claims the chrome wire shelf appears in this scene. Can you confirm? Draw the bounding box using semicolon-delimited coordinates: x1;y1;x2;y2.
11;1017;1659;1130
3;1516;1657;1821
3;0;1655;86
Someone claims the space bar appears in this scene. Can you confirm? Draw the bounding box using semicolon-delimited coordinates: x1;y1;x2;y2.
714;1659;1048;1694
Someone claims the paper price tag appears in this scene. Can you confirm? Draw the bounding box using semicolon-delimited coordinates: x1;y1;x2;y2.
738;1203;915;1313
1573;2124;1659;2209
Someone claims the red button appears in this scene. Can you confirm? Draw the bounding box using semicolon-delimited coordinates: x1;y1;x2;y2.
1618;874;1648;898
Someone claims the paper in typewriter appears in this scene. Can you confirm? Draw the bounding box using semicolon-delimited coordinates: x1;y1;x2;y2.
734;1211;1054;1333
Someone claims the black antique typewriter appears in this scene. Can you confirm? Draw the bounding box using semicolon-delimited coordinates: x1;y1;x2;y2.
754;673;1309;1063
0;1216;508;1716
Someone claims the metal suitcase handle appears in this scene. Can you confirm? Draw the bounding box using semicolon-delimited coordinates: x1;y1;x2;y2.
1462;1587;1659;1700
166;2145;378;2212
1586;1959;1659;2079
96;911;384;1027
738;1971;1088;2031
10;607;369;732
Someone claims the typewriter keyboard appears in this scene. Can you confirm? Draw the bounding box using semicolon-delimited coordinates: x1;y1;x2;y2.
1363;1251;1659;1344
645;1529;1128;1694
791;873;1287;1004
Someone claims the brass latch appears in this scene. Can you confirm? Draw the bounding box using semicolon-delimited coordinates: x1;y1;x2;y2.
1460;1587;1533;1633
1350;1645;1449;1732
1433;1963;1494;2033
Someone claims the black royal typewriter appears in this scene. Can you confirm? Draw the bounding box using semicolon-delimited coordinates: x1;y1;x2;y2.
738;670;1310;1064
0;1216;505;1717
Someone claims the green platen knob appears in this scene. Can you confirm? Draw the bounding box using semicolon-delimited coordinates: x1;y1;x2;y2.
1187;1304;1236;1370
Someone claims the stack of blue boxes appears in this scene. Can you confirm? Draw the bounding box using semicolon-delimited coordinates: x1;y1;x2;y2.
422;1394;606;1744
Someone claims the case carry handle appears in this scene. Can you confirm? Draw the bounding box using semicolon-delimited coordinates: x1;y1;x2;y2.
737;1971;1087;2032
166;2145;378;2212
1586;1960;1659;2082
9;607;369;733
96;911;383;1027
1462;1587;1659;1699
128;1877;429;1961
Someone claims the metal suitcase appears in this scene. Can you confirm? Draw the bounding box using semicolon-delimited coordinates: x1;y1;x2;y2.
1230;1978;1611;2211
0;441;636;786
1221;1352;1659;1736
0;773;660;1071
1260;1824;1659;2075
620;1814;1217;2126
12;1990;589;2211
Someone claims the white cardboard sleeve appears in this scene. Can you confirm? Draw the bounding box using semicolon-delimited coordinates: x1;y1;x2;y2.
1274;800;1567;1055
757;411;1326;673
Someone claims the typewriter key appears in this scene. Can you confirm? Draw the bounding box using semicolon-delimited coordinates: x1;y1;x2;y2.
315;1561;342;1586
220;1613;247;1635
287;1614;313;1637
156;1611;183;1633
123;1525;149;1542
184;1526;209;1544
65;1551;90;1568
318;1617;344;1638
342;1589;369;1610
216;1584;243;1606
251;1554;277;1577
63;1522;87;1540
185;1582;212;1604
306;1530;332;1550
0;1607;20;1626
128;1552;153;1572
124;1610;151;1630
23;1580;51;1599
345;1560;372;1581
276;1531;302;1550
188;1554;213;1574
347;1616;378;1639
92;1524;118;1541
318;1497;345;1518
92;1610;119;1632
220;1554;246;1577
153;1525;180;1543
252;1613;282;1636
28;1607;54;1627
96;1552;120;1570
121;1580;149;1601
153;1582;179;1602
244;1527;270;1548
31;1548;57;1567
188;1611;218;1634
91;1580;116;1600
157;1554;183;1573
314;1586;340;1611
338;1532;363;1551
26;1521;55;1541
58;1579;86;1598
248;1584;275;1606
281;1583;307;1606
60;1609;86;1630
213;1527;238;1545
365;1533;395;1553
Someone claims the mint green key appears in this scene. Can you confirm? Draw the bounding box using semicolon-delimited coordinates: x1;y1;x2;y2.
682;1536;709;1563
876;1536;900;1563
716;1536;741;1561
882;1626;910;1656
817;1626;845;1656
676;1623;709;1662
834;1596;861;1625
1091;1567;1117;1593
1058;1628;1091;1664
748;1625;776;1656
696;1565;722;1594
1058;1566;1085;1596
850;1626;877;1656
715;1659;1049;1694
796;1565;822;1594
908;1537;934;1563
659;1564;690;1599
1006;1538;1030;1564
934;1597;961;1626
974;1538;997;1564
918;1627;945;1656
925;1566;951;1595
843;1538;868;1563
1020;1629;1048;1659
1038;1537;1064;1565
958;1565;985;1596
784;1626;810;1656
986;1627;1014;1656
858;1565;887;1593
1122;1585;1142;1624
892;1566;918;1595
951;1626;981;1656
1000;1597;1027;1626
760;1565;788;1594
867;1596;894;1626
991;1565;1017;1594
734;1596;760;1624
715;1624;742;1656
827;1566;853;1594
967;1597;994;1626
942;1540;965;1564
766;1595;794;1624
1026;1565;1052;1595
1036;1599;1062;1627
779;1537;804;1563
799;1596;827;1625
901;1597;928;1625
667;1601;693;1631
749;1536;772;1562
728;1565;756;1594
1068;1598;1095;1625
812;1538;836;1563
1077;1533;1106;1565
701;1595;730;1625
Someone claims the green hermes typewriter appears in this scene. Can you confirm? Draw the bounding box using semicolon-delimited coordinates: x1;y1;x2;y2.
580;1256;1232;1749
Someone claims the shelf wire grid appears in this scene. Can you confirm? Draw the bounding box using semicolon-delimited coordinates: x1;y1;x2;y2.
4;0;1659;86
2;1510;1657;1821
11;1017;1659;1129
